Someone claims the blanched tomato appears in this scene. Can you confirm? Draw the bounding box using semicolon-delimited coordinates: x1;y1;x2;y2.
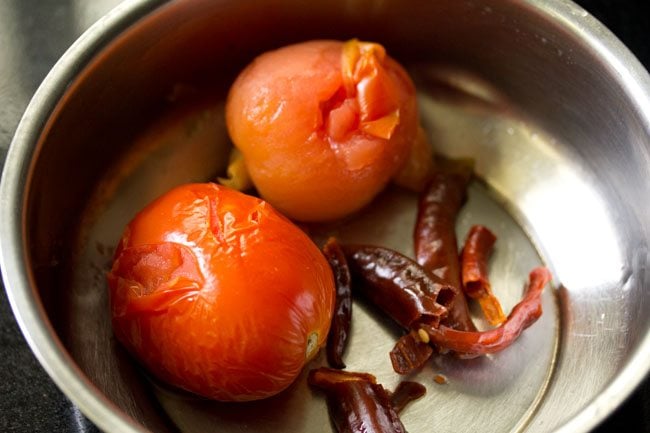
226;39;419;222
107;183;335;401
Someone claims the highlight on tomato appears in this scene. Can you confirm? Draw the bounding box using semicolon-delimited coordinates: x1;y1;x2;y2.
107;183;335;401
226;39;430;222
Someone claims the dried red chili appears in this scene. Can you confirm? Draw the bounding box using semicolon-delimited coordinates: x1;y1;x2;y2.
414;159;476;331
308;368;408;433
342;245;455;375
309;368;426;432
460;225;506;325
421;266;551;357
342;245;454;330
323;238;353;369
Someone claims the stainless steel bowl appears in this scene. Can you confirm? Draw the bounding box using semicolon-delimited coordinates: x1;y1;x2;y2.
1;0;649;432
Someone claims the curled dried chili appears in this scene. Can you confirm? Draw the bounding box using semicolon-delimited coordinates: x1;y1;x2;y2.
308;368;409;433
421;266;551;357
460;225;506;325
342;245;455;375
307;367;426;433
342;245;454;330
323;237;353;369
414;159;476;331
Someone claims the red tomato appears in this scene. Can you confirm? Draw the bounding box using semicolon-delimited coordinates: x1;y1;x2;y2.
107;183;335;401
226;39;419;222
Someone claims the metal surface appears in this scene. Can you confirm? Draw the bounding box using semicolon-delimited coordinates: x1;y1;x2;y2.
1;0;650;432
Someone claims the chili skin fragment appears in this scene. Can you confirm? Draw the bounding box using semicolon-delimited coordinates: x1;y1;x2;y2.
389;381;427;413
308;368;423;433
389;329;434;375
460;224;506;325
422;266;552;357
414;159;476;331
323;238;353;369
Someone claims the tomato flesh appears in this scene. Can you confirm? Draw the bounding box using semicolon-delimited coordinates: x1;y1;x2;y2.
108;183;335;401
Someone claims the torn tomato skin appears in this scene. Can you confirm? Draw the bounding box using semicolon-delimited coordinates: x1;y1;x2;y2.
323;237;353;369
414;162;476;331
422;267;552;357
342;245;454;330
308;368;408;433
461;224;506;325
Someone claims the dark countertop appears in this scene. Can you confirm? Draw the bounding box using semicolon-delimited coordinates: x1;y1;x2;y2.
0;0;649;432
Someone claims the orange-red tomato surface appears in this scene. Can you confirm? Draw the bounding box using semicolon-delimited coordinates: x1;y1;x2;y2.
226;39;419;221
107;183;335;401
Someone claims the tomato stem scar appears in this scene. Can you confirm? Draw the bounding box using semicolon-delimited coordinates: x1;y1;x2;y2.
306;331;320;360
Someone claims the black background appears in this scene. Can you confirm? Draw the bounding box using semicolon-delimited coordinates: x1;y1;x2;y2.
0;0;649;431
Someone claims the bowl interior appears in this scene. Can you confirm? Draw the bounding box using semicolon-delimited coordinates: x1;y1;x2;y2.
17;0;650;432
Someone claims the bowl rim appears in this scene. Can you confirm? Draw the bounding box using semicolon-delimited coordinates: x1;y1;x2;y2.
0;1;166;432
1;0;649;432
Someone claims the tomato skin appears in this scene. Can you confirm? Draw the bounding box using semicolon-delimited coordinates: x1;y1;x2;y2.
108;183;335;401
226;40;419;222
